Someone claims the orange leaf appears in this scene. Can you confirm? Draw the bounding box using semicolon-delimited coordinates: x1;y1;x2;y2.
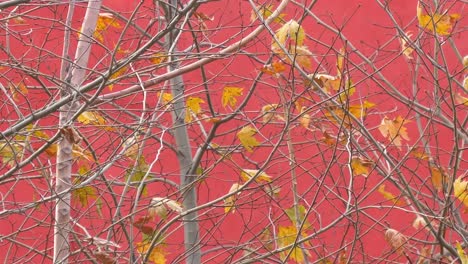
378;116;410;149
351;156;374;177
260;61;286;76
430;165;447;192
240;169;272;183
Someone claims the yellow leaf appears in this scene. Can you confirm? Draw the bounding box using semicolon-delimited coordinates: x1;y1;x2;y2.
222;87;243;108
453;177;468;212
378;184;405;206
350;156;374;177
150;52;167;65
463;55;468;68
456;241;468;264
9;81;28;101
400;31;414;59
224;183;242;214
237;125;260;152
417;2;460;36
455;93;468;106
240;169;272;183
185;97;205;122
72;185;96;207
136;241;167;264
251;4;286;24
273;20;305;49
277;225;310;263
0;141;22;167
157;92;174;106
77;111;115;131
430;165;447;192
378;116;410;149
79;13;121;43
72;144;94;161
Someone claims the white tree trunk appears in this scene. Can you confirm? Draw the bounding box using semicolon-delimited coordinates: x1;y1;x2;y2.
54;1;102;262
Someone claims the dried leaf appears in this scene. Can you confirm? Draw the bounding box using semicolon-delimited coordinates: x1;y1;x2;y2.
250;4;286;24
273;20;305;49
351;156;374;177
185;97;205;122
73;185;97;207
12;16;26;24
277;225;310;263
455;93;468;106
222;87;243;108
237;125;260;152
410;148;430;160
9;82;28;101
378;184;405;206
261;104;280;124
224;183;242;214
400;31;414;59
149;197;183;217
417;2;460;36
157;92;173;106
93;251;116;264
240;169;272;183
77;111;115;131
384;228;406;255
430;165;447;192
260;61;286;76
0;141;22;167
378;116;410;149
299;107;311;128
453;177;468;212
150;52;167;65
133;216;155;235
136;241;167;264
337;48;345;76
456;242;468;264
412;215;428;229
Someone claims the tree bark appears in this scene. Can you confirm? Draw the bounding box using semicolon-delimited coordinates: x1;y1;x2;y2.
54;1;102;263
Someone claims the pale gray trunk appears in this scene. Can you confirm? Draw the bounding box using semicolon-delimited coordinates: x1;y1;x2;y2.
166;0;201;263
54;1;102;262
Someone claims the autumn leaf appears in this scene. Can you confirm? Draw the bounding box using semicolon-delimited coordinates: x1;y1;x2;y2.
133;216;155;235
299;106;311;129
453;177;468;212
240;169;272;183
277;225;311;263
157;92;173;106
456;241;468;264
378;184;405;206
430;165;447;192
93;251;116;264
384;228;406;255
224;183;242;214
260;61;286;76
273;20;305;48
94;13;121;42
12;16;26;24
336;48;345;76
73;185;97;207
350;156;374;177
261;104;280;124
284;204;311;230
237;125;260;152
108;66;128;90
410;148;430;160
222;86;243;108
150;52;167;65
378;116;410;149
9;81;28;101
77;111;115;131
400;31;414;59
417;2;460;36
136;241;167;264
250;4;286;24
185;96;205;122
455;93;468;106
0;141;22;167
149;197;183;218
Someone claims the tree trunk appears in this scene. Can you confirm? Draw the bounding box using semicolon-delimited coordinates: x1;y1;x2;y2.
166;0;201;263
54;1;102;262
